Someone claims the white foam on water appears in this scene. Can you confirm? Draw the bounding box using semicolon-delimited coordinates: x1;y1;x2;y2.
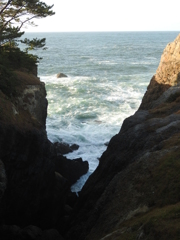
32;32;179;193
41;73;146;192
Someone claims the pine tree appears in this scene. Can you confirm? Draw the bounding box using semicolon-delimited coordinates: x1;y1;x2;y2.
0;0;54;52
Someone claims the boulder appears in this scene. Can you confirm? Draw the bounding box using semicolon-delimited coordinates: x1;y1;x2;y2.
53;142;79;155
57;73;68;78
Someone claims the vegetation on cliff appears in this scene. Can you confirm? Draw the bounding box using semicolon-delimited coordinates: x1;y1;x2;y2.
0;4;89;239
0;0;54;96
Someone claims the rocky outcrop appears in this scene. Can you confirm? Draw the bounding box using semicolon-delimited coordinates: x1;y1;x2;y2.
140;34;180;110
54;142;79;155
17;83;48;127
54;156;88;186
2;33;180;240
66;34;180;240
0;69;88;235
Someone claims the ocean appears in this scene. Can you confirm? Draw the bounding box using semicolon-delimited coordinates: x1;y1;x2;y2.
23;31;179;192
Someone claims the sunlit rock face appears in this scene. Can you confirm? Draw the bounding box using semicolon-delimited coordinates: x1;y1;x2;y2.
17;84;48;127
66;34;180;240
140;34;180;110
156;34;180;85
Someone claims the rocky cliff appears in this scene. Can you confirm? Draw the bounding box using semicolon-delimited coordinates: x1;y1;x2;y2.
1;34;180;240
65;34;180;240
0;67;88;239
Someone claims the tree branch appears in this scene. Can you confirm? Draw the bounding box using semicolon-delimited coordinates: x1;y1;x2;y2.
18;15;37;31
0;0;12;15
0;3;26;32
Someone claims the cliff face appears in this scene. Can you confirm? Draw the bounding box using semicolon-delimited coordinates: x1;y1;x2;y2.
66;34;180;240
0;67;88;235
0;69;57;228
140;34;180;110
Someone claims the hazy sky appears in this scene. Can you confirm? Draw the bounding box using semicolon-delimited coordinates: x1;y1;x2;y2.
26;0;180;32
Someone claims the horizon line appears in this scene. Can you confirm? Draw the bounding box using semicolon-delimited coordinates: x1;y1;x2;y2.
25;30;180;33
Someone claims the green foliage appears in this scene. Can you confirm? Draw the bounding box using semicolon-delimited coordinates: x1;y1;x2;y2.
0;64;18;97
21;37;47;52
0;0;54;51
0;0;54;38
0;0;55;96
0;26;24;46
0;45;37;69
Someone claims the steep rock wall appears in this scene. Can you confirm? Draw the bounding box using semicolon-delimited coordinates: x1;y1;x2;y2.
66;34;180;240
140;34;180;110
17;83;47;127
0;69;88;233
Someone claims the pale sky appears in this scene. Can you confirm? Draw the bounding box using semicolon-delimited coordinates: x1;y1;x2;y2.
26;0;180;32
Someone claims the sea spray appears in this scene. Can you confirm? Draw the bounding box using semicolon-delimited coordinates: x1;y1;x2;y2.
26;31;179;192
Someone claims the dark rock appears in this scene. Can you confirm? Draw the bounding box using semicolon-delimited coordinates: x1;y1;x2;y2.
0;225;64;240
104;142;109;146
57;73;68;78
21;225;42;239
0;64;89;233
0;124;59;228
54;155;89;186
54;142;79;155
66;192;78;208
64;205;73;215
0;225;21;239
0;121;87;229
65;34;180;240
0;160;6;202
54;142;73;155
70;144;79;151
40;229;65;240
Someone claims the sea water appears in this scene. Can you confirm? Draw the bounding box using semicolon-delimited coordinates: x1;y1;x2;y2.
23;31;179;192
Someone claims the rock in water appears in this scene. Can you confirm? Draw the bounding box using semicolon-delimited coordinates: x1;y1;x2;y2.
57;73;68;78
53;142;79;155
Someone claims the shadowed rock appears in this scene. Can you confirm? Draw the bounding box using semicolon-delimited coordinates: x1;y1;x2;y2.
65;34;180;240
0;68;88;233
54;142;79;155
